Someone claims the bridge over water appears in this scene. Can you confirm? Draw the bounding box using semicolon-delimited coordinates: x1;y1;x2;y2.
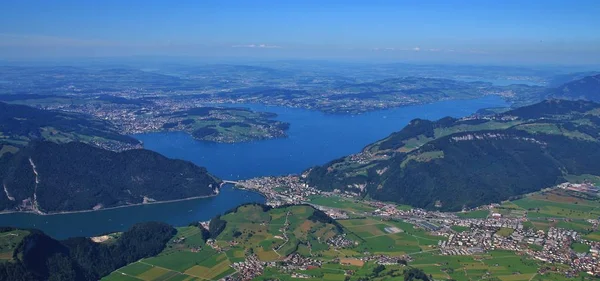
222;180;240;185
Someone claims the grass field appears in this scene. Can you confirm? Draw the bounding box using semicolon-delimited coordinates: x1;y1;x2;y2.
217;204;341;262
0;229;28;260
101;189;600;281
585;231;600;242
307;195;376;213
456;210;489;219
512;189;600;220
570;242;590;253
410;250;546;281
340;218;442;255
496;227;515;237
103;224;233;281
564;174;600;186
450;225;470;232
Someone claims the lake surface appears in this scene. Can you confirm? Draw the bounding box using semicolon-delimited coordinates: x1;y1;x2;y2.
0;185;264;239
0;96;508;239
136;96;509;180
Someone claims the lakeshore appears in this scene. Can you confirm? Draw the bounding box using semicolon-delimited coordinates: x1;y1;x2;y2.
0;185;265;239
0;190;221;216
0;97;507;239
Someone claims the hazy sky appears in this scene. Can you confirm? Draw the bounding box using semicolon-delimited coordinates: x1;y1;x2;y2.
1;0;599;65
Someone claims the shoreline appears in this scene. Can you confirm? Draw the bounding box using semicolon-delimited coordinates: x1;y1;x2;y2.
0;183;268;217
131;129;289;144
0;191;222;217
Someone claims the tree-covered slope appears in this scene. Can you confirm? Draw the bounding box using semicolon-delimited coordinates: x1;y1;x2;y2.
0;102;140;152
548;74;600;102
305;100;600;211
0;141;220;213
0;222;176;281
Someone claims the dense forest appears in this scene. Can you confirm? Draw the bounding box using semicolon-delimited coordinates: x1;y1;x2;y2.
0;222;176;281
306;99;600;211
548;74;600;102
0;141;220;213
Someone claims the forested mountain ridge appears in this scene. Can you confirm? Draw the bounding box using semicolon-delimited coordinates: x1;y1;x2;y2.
0;141;221;213
0;102;140;154
548;74;600;102
0;222;176;281
305;99;600;211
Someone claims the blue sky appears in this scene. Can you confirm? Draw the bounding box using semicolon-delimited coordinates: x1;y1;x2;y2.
0;0;599;64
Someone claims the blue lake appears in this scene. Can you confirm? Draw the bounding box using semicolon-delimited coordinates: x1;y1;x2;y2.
0;185;264;239
0;96;508;239
136;96;509;180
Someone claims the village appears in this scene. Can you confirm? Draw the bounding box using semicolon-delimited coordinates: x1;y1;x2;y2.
231;176;600;278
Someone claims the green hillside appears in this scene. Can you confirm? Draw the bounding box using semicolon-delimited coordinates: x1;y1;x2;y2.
548;74;600;102
0;101;139;154
0;141;220;213
0;223;176;281
306;99;600;210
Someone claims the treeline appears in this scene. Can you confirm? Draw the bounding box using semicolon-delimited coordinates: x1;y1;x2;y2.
208;216;227;239
0;141;220;212
307;208;344;232
0;222;176;281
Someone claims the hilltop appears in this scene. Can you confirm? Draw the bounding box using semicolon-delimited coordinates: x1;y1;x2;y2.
103;203;434;281
0;101;140;153
548;74;600;102
0;97;290;144
305;99;600;211
0;141;220;213
0;222;176;281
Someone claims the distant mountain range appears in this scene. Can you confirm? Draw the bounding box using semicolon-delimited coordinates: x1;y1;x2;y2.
305;99;600;211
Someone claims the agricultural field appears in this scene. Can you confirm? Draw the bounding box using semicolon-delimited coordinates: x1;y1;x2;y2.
456;210;489;219
306;195;376;213
215;204;342;261
0;229;29;260
409;250;575;281
571;242;591;253
339;217;444;256
585;231;600;242
450;225;470;233
160;107;289;143
102;188;600;281
491;201;527;218
495;227;515;237
103;226;227;281
511;189;600;221
103;204;447;281
564;174;600;186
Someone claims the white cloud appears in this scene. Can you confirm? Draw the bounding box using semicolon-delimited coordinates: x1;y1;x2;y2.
371;46;492;54
231;44;282;48
372;46;423;52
